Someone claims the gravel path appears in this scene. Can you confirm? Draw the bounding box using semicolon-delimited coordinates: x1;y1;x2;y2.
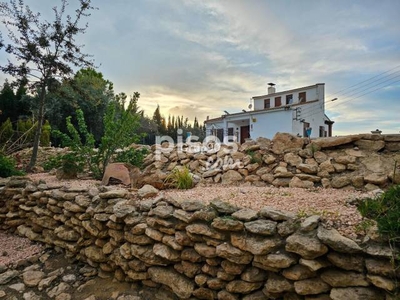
0;231;43;267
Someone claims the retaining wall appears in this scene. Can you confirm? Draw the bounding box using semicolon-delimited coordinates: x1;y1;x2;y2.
0;178;399;299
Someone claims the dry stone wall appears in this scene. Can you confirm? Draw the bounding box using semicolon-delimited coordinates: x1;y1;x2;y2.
0;178;399;299
139;133;400;191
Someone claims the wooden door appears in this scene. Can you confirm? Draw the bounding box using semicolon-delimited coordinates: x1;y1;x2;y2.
240;125;250;144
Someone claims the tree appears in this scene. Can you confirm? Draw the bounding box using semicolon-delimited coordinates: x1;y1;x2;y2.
0;0;95;171
48;68;114;143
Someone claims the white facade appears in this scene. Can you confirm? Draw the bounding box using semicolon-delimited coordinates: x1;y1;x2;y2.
205;83;334;143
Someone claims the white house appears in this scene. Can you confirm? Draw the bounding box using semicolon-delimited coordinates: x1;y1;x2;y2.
204;83;334;143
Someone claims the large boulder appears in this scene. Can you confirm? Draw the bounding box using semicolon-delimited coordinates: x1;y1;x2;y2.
310;135;361;149
271;132;304;155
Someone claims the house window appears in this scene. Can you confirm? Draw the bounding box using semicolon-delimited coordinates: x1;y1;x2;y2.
286;94;293;105
228;127;235;142
264;99;270;109
299;92;306;103
275;96;281;107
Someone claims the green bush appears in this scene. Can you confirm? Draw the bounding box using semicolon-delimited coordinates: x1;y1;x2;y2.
114;147;148;169
164;167;194;189
358;184;400;242
43;155;63;171
0;153;24;177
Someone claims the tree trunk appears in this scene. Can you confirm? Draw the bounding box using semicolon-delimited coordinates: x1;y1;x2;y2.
27;84;46;172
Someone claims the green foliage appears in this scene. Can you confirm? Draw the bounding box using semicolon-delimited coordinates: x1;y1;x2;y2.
53;93;141;179
115;148;149;169
42;155;63;171
52;109;95;177
164;167;194;190
93;93;141;178
0;118;14;144
358;185;400;242
0;153;24;177
40;120;51;147
246;150;262;164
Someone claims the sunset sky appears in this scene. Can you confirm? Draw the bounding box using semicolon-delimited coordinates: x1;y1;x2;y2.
1;0;399;135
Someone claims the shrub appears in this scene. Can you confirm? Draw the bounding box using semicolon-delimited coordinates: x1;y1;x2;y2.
358;184;400;243
43;155;63;171
246;150;262;164
114;147;148;169
0;153;24;177
164;167;194;189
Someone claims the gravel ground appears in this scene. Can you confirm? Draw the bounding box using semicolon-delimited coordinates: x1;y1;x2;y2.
0;231;43;267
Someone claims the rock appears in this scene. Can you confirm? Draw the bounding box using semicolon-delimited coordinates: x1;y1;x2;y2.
299;258;330;272
113;200;136;218
286;232;328;259
210;199;239;214
367;274;396;291
0;270;19;284
314;151;328;163
148;267;195;299
216;243;253;264
317;226;362;253
253;252;297;270
212;217;244;231
23;291;42;300
327;252;364;272
354;140;385;152
320;269;369;287
294;278;331;295
289;177;314;189
241;267;268;282
271;133;304;155
282;265;316;280
364;173;387;186
138;185;159;198
284;153;303;167
311;135;361;149
99;189;128;199
180;200;205;211
264;274;294;294
260;206;295;221
0;291;5;298
297;163;318;174
330;287;384;300
9;282;26;292
365;258;397;277
231;233;283;255
186;223;226;240
22;271;45;287
244;220;277;235
232;208;259;221
300;215;320;232
202;168;222;178
221;170;243;184
225;280;263;294
82;246;108;262
272;178;291;187
153;243;180;261
331;176;351;188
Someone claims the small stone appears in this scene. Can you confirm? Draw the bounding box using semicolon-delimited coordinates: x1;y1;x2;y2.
138;185;159;198
23;270;45;287
0;270;19;285
62;274;77;283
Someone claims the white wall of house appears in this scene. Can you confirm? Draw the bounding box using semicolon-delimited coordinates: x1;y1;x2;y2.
292;100;326;138
251;110;292;139
253;84;324;110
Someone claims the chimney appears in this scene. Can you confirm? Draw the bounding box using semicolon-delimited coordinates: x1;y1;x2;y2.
267;82;276;94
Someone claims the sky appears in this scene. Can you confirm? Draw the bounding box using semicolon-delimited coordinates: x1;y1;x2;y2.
1;0;399;135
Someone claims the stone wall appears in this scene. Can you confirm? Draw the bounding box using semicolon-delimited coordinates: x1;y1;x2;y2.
0;178;399;299
139;133;400;191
